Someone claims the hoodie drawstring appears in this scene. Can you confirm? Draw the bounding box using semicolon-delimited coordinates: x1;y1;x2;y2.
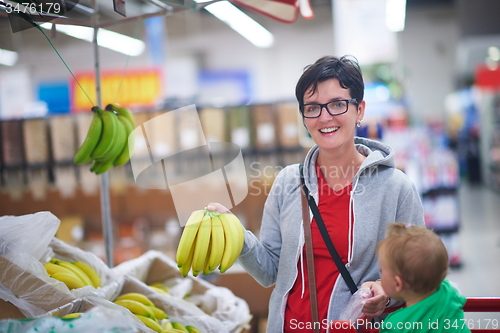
348;177;359;263
300;237;306;298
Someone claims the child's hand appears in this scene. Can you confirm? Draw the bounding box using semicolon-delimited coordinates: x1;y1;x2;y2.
360;281;388;318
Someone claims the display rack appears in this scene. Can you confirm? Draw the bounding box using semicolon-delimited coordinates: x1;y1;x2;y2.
1;0;214;267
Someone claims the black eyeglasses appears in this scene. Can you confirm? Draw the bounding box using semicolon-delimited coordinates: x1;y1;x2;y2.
300;99;358;118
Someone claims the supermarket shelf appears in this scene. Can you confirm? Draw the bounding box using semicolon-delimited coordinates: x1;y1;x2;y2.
421;186;459;197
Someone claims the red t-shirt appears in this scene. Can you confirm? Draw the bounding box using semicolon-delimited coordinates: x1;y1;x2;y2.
283;165;352;333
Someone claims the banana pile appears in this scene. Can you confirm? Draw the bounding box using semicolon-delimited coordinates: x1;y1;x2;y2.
148;282;170;295
176;210;245;277
44;258;101;290
73;103;135;175
113;292;201;333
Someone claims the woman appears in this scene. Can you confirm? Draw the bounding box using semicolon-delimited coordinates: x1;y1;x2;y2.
209;55;425;332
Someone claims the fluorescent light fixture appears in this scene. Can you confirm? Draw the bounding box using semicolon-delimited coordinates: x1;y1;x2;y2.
386;0;406;32
202;1;274;48
488;46;500;62
0;48;18;66
40;23;145;56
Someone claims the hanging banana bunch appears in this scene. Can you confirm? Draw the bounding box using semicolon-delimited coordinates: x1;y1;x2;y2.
73;104;135;175
176;209;245;277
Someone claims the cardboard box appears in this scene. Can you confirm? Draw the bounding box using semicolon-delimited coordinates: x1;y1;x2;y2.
0;256;77;318
49;115;76;162
0;298;26;320
229;106;253;150
252;104;277;150
23;118;49;165
0;236;120;319
276;102;301;148
113;251;252;333
200;107;227;143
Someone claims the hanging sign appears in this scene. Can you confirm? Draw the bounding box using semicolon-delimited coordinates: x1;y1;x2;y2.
113;0;126;17
70;68;162;112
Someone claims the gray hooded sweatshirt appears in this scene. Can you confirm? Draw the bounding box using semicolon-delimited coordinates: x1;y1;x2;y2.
238;137;425;332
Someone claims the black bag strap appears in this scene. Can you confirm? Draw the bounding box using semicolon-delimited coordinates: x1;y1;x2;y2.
299;164;358;295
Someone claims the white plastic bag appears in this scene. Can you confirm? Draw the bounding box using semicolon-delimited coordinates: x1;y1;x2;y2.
0;297;143;333
0;212;120;318
48;238;120;300
186;286;251;332
0;212;59;262
112;250;252;333
339;287;372;323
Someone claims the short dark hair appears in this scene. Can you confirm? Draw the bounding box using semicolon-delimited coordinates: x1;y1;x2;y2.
295;55;364;108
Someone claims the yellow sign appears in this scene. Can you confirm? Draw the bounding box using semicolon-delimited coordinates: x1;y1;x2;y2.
71;69;162;112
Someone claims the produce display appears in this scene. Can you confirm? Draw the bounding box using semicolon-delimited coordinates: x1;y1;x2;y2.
112;292;201;333
44;258;101;290
0;212;251;333
73;103;135;175
148;282;170;295
176;210;245;277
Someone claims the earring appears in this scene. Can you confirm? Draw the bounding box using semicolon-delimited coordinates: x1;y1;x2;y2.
357;120;362;128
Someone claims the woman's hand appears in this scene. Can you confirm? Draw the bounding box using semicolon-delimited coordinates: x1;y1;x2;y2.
360;281;388;318
207;202;232;214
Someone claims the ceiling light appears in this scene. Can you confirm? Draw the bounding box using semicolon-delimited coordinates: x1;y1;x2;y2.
386;0;406;32
201;1;274;48
0;48;19;66
488;46;500;62
40;23;145;56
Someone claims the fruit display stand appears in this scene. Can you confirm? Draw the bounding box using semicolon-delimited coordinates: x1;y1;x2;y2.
112;250;252;333
9;0;216;270
0;297;145;333
0;212;118;319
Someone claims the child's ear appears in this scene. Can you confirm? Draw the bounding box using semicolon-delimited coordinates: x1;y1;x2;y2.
394;275;404;293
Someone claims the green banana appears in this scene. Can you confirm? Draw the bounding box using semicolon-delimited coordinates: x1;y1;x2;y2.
113;113;135;166
92;111;126;174
106;103;135;128
185;325;202;333
90;107;118;159
171;322;189;333
74;109;103;164
135;314;163;332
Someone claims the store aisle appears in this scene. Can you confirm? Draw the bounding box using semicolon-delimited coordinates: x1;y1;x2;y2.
446;182;500;322
446;183;500;296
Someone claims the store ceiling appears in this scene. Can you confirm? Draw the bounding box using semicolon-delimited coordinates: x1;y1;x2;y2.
1;0;499;79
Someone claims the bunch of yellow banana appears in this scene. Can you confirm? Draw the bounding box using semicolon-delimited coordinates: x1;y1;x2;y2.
161;321;201;333
73;103;135;175
113;292;168;333
176;209;245;277
148;282;170;295
44;258;101;290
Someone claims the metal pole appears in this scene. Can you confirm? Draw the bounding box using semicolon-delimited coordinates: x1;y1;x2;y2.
92;0;114;268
